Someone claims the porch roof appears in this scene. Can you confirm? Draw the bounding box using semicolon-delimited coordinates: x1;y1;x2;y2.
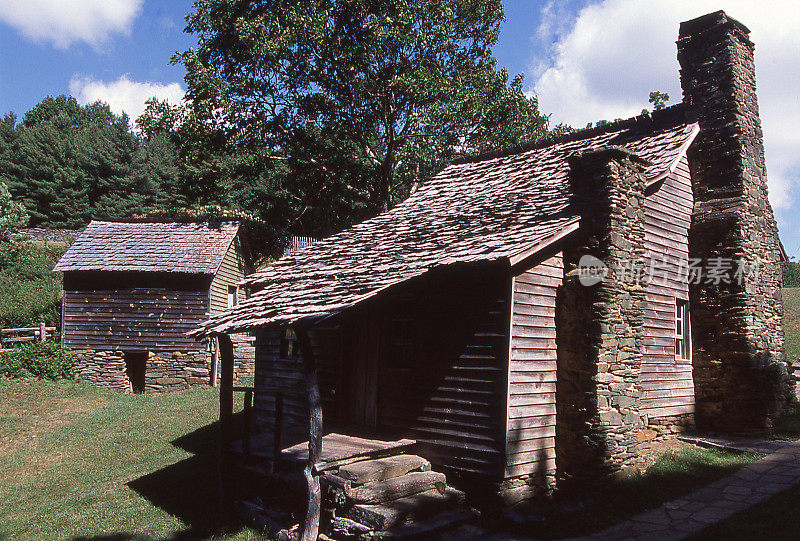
195;106;698;336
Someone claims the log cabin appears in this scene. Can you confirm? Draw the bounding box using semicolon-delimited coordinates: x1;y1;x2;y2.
195;11;795;534
54;220;255;392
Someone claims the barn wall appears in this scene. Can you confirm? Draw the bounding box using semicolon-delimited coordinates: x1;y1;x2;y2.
62;273;210;351
640;156;695;434
504;254;561;493
209;237;249;314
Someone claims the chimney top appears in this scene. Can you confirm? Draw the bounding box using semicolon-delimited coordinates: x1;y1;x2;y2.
679;10;750;40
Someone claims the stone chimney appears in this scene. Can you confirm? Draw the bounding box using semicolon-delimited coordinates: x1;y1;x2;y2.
556;146;648;482
677;11;794;430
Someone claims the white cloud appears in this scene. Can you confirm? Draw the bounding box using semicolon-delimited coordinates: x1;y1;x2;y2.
0;0;143;49
530;0;800;211
69;75;184;123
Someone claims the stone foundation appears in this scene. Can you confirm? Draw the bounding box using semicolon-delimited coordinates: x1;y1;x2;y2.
72;335;256;393
496;471;556;506
73;349;132;392
73;348;211;393
145;350;212;392
639;413;696;444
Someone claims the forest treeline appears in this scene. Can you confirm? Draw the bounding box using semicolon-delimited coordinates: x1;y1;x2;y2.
1;1;570;252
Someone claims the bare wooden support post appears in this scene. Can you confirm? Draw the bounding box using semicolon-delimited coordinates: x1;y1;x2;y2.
216;333;235;518
296;326;322;541
273;392;284;470
39;321;46;342
243;390;253;460
210;336;219;387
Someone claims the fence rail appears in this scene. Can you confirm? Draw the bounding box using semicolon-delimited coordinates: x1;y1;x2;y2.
0;323;55;352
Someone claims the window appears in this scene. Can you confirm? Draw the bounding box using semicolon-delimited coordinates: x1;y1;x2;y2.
227;285;238;308
280;328;298;358
675;300;690;360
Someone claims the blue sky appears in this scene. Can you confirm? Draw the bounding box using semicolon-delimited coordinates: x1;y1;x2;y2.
1;0;799;257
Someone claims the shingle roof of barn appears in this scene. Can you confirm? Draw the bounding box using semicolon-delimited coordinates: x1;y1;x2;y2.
53;220;241;275
196;106;698;336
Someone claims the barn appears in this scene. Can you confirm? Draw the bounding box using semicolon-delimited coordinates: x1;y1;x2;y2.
55;220;255;392
195;11;795;537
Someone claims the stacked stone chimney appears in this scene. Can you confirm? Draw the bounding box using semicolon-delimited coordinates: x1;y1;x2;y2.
556;147;648;482
677;11;795;430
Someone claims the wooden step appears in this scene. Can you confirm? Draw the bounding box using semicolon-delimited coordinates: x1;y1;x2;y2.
346;487;466;531
338;454;431;485
346;471;447;504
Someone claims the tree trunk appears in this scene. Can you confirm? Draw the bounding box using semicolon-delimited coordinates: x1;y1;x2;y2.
297;327;323;541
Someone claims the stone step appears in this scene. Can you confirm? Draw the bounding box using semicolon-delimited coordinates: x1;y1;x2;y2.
346;487;466;531
376;509;475;540
338;454;431;485
346;471;448;504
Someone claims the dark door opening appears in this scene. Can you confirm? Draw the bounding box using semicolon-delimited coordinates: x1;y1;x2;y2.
124;351;148;393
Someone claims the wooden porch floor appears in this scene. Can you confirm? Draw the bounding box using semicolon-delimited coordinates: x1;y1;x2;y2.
233;432;416;472
283;433;416;470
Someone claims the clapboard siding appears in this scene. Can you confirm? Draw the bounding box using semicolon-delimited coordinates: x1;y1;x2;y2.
641;156;694;417
373;266;508;478
62;288;208;350
506;254;562;480
209;237;250;314
253;325;341;443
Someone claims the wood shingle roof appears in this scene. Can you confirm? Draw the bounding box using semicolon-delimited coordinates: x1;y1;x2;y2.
53;220;240;275
196;107;698;336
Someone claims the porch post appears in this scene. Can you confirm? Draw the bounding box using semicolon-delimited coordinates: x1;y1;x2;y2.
216;333;235;516
210;335;219;387
296;326;323;541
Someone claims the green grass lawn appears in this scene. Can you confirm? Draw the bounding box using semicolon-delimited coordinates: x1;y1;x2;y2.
783;287;800;361
0;378;264;540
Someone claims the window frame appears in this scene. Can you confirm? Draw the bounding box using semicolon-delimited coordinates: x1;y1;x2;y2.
675;299;691;361
227;285;238;308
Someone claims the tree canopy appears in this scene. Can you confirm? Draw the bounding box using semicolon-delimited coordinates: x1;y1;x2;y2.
176;0;563;219
3;2;568;247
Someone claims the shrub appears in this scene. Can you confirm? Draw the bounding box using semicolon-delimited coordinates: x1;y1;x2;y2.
0;240;67;329
0;341;76;380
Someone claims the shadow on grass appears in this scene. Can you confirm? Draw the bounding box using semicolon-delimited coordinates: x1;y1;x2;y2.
495;447;760;539
74;412;255;541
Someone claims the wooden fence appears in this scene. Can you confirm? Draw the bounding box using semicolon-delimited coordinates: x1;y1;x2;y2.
0;323;55;353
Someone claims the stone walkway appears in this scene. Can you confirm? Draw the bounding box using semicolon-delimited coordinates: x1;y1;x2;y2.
576;439;800;540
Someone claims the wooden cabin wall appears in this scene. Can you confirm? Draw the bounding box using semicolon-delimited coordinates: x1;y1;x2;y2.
209;237;250;314
253;325;341;444
62;272;210;351
360;266;509;479
640;156;694;421
506;254;561;481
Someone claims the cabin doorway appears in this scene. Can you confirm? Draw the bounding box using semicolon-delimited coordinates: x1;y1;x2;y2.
345;312;379;433
124;351;147;393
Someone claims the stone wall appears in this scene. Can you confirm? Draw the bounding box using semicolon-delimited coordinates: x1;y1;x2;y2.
74;335;255;393
555;146;648;483
678;11;795;431
639;413;696;444
73;348;211;392
145;350;212;392
73;349;131;392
